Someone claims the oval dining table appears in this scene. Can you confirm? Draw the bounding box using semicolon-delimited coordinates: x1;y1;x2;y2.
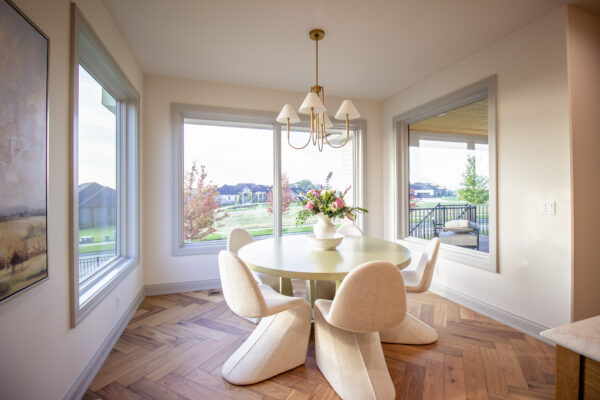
238;235;411;305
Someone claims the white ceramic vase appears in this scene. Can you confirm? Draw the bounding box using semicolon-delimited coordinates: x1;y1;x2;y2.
314;213;336;239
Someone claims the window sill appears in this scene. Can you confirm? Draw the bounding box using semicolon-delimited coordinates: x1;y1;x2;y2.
400;237;496;272
172;240;227;256
75;256;138;326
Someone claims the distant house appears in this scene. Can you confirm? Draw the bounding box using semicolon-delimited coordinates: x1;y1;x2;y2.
78;182;116;229
217;183;270;205
409;182;450;198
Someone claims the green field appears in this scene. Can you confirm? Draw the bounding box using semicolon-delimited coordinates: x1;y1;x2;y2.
187;203;326;242
78;226;116;254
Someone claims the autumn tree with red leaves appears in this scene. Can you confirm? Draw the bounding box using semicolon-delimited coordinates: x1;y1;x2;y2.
267;172;295;214
183;162;228;241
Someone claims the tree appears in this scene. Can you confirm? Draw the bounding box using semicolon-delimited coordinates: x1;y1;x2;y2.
267;173;295;214
409;188;418;209
457;155;489;204
183;162;228;241
292;179;317;193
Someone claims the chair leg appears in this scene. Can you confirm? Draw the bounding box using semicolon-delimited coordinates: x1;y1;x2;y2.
379;313;438;344
314;306;395;400
222;303;311;385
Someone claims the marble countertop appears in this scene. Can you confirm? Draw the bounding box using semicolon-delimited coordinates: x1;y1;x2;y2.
540;315;600;363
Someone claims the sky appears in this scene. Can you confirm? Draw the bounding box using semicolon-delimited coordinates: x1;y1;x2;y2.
78;66;117;189
183;124;353;192
409;140;489;191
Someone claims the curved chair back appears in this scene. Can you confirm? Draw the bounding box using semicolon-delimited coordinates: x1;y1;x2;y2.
414;237;440;292
227;227;254;254
328;261;406;333
337;223;364;237
218;250;266;318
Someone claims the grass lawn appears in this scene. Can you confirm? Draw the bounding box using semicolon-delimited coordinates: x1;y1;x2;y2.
187;203;326;242
79;226;115;242
78;226;116;254
79;242;115;254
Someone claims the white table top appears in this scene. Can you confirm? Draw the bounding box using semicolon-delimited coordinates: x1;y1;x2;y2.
540;315;600;363
237;235;411;281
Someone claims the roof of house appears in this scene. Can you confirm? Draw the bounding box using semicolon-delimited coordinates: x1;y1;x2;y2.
410;182;446;191
79;182;117;208
217;183;271;195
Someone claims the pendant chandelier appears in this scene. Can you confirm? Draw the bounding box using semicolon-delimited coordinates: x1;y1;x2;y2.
276;29;360;151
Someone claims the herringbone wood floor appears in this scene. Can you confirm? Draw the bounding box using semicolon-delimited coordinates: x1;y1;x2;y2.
84;283;555;400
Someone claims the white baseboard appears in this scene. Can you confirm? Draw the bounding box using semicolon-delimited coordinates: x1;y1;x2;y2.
64;287;145;400
145;279;221;296
430;282;552;343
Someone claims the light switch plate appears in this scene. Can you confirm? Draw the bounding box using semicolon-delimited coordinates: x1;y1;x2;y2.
540;201;556;215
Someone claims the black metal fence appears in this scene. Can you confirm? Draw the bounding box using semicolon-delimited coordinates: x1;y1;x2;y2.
409;203;489;239
79;255;113;279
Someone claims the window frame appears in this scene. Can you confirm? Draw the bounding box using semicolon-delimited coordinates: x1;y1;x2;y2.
392;76;497;272
69;5;140;327
171;103;366;256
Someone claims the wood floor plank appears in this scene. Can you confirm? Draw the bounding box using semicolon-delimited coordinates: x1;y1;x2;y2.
396;363;425;399
423;358;445;399
463;350;489;400
87;289;555;399
480;346;509;397
444;354;467;400
96;382;145;400
128;377;188;400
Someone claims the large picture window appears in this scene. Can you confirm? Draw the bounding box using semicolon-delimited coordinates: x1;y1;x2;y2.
281;127;355;235
70;6;139;326
171;105;365;255
394;77;496;271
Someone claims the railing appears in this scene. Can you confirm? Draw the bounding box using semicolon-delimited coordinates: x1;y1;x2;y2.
79;255;113;279
409;203;489;239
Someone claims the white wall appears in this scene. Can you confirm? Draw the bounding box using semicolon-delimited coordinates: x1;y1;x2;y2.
143;76;383;286
0;1;144;399
383;8;572;328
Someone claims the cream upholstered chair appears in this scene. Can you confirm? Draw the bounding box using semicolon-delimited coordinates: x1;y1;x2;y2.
227;228;280;291
218;251;311;385
400;237;440;293
315;223;364;300
315;261;413;400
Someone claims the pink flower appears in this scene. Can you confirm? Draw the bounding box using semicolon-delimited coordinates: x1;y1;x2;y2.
343;185;351;195
304;202;314;210
308;189;315;195
334;197;344;208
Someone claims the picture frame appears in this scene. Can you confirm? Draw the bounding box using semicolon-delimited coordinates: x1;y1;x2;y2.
0;0;49;303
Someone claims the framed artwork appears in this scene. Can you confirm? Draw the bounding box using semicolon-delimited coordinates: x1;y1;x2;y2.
0;0;49;303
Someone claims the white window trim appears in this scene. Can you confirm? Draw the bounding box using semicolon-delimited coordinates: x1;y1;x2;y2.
392;76;497;272
171;103;366;256
69;5;140;327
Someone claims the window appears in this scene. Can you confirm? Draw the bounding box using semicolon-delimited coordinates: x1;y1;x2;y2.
183;122;273;242
281;127;356;234
394;77;496;271
70;6;139;326
171;105;365;255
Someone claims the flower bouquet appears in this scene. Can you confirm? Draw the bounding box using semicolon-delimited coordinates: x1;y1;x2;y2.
296;173;368;239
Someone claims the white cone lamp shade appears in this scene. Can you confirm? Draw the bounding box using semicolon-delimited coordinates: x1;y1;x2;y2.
323;113;334;128
335;99;360;120
299;92;326;114
276;104;301;124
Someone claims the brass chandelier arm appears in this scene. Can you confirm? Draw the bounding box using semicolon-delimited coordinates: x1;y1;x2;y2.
324;115;350;148
285;120;312;150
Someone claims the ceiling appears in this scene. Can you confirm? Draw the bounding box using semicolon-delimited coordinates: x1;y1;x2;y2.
103;0;600;101
410;99;488;136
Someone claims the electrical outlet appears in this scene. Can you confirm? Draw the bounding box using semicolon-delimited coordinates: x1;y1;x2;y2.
540;201;556;215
